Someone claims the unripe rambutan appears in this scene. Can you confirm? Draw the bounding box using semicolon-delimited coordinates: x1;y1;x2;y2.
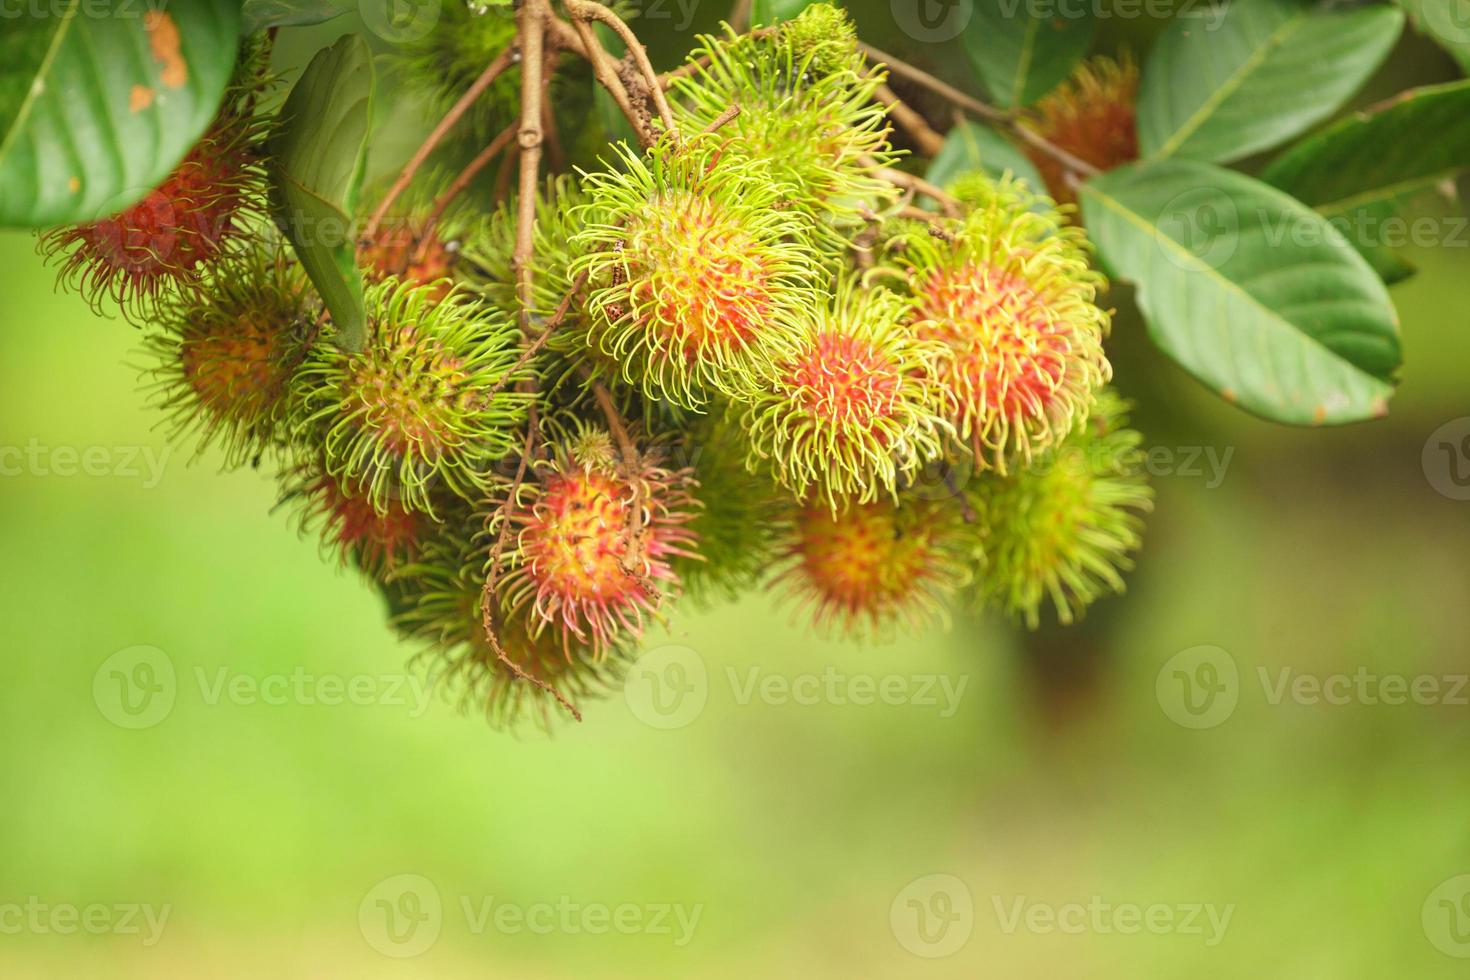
395;534;625;730
141;250;313;467
40;106;268;319
1023;55;1139;206
390;1;522;137
968;390;1152;628
571;137;821;408
492;427;701;656
461;176;589;325
278;456;438;580
897;174;1111;473
289;278;533;516
737;280;951;511
773;496;969;638
671;9;896;240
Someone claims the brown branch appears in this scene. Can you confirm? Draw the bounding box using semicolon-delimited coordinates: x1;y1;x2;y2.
514;0;549;326
564;0;677;139
570;15;649;146
860;42;1101;179
874;165;960;217
413;122;519;264
874;82;945;157
362;43;519;243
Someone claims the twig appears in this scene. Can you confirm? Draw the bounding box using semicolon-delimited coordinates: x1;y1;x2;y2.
413;122;519;263
874;82;945;156
564;0;677;139
874;165;960;216
514;0;549;326
569;15;649;145
588;379;649;578
362;43;519;243
728;0;753;32
699;104;742;136
860;42;1101;179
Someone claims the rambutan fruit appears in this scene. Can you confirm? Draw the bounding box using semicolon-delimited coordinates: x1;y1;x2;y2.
571;136;821;408
394;533;625;730
737;280;951;512
289;277;533;516
461;176;590;326
1023;54;1139;206
492;426;701;657
968;390;1152;628
773;496;969;638
670;6;896;240
357;171;476;303
896;173;1111;474
40;81;269;319
141;250;313;467
389;0;521;138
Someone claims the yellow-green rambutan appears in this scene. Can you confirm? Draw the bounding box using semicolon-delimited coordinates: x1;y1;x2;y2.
1024;54;1140;206
570;136;821;408
897;173;1111;473
491;425;701;657
670;6;896;240
968;389;1152;628
289;277;533;516
140;250;314;467
394;532;625;730
737;279;951;512
773;496;970;638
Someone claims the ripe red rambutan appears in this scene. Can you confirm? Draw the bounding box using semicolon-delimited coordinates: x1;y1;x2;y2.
494;430;701;656
773;497;968;637
358;221;458;303
1024;54;1139;206
280;458;433;580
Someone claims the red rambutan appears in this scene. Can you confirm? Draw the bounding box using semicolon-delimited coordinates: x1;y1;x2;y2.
1024;54;1139;206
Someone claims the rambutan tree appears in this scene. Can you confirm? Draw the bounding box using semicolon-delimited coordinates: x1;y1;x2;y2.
2;0;1455;729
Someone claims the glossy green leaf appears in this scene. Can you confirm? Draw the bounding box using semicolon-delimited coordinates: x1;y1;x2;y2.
1261;79;1470;284
1138;0;1403;164
0;0;241;228
961;0;1094;107
1394;0;1470;71
268;34;374;352
241;0;355;34
1079;159;1400;425
925;121;1046;193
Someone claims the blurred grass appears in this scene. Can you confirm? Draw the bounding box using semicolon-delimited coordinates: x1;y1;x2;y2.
2;83;1470;978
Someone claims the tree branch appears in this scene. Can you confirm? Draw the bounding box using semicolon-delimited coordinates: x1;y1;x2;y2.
564;0;677;139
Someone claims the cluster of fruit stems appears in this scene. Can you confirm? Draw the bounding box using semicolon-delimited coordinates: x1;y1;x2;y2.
347;0;1098;717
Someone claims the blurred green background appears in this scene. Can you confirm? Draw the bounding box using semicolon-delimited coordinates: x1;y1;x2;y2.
4;4;1470;977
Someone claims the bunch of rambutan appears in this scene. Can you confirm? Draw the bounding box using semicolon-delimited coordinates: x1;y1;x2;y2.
39;4;1154;732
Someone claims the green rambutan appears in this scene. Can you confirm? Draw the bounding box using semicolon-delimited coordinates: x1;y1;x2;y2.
670;7;896;239
289;277;533;516
737;279;951;512
773;496;969;638
491;426;701;656
389;0;521;137
40;106;269;319
968;390;1153;628
570;136;821;408
896;173;1111;474
395;533;625;730
1024;54;1140;206
140;250;313;466
461;176;590;325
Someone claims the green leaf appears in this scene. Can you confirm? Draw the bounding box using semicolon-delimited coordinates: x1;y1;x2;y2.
961;0;1094;108
1137;0;1403;164
269;34;374;352
751;0;823;25
1260;79;1470;284
241;0;355;34
1393;0;1470;71
1078;159;1400;425
0;0;241;229
925;121;1046;194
